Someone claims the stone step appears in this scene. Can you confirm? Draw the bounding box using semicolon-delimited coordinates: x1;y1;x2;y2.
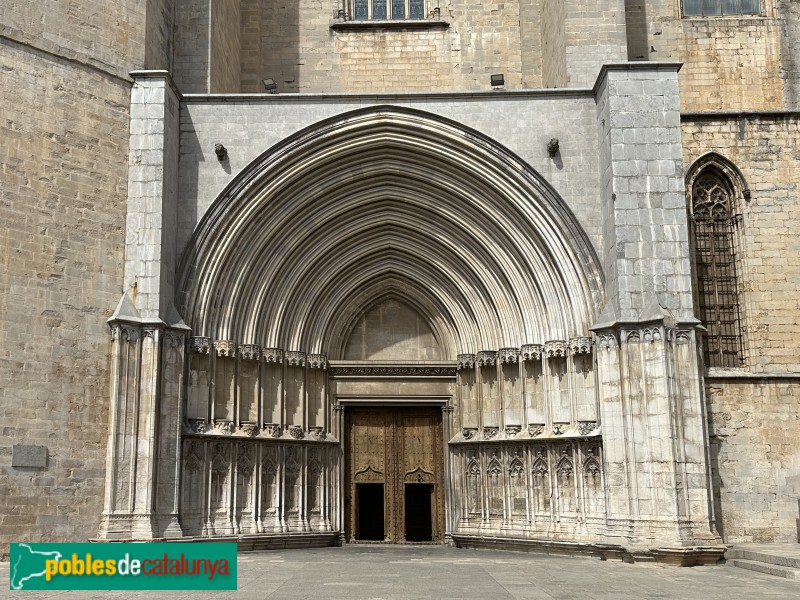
728;558;800;580
726;548;800;569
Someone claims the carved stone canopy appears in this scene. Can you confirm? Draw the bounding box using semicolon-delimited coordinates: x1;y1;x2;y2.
262;347;284;363
286;351;306;367
238;344;261;361
214;340;236;357
477;350;497;367
457;353;477;370
498;347;520;364
191;336;211;355
568;336;593;355
308;353;327;369
521;343;544;361
544;340;568;359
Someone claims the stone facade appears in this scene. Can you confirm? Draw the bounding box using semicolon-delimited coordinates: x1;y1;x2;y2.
1;0;799;559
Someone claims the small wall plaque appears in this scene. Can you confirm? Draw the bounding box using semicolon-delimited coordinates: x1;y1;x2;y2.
12;445;48;469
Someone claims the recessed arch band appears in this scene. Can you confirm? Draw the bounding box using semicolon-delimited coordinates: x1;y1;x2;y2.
177;106;605;357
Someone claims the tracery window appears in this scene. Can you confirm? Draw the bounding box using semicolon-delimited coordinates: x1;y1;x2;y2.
689;169;744;368
352;0;426;20
683;0;760;17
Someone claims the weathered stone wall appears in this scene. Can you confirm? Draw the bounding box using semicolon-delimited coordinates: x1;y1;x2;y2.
250;0;525;93
707;377;800;543
145;0;176;70
210;0;241;93
173;0;209;93
563;0;628;88
0;41;131;556
540;0;567;88
0;0;145;79
643;1;784;111
682;115;800;372
683;115;800;543
779;0;800;110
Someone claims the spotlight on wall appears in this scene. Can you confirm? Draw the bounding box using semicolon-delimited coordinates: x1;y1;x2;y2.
490;73;505;89
214;143;227;161
262;78;278;93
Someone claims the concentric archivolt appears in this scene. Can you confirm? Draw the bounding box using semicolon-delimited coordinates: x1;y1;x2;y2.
177;106;604;357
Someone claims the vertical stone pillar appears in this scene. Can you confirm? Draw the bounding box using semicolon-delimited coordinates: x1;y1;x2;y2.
592;63;721;550
99;71;187;540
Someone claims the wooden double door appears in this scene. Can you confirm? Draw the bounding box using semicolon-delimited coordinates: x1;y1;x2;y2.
345;407;445;543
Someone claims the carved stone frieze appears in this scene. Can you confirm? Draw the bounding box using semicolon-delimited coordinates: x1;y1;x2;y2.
263;423;282;438
643;327;662;344
330;365;456;377
457;353;477;370
191;336;211;354
185;419;207;434
286;351;306;367
308;354;327;369
462;427;478;440
569;336;593;355
528;424;545;437
288;425;305;439
477;350;497;367
498;347;520;364
238;344;261;361
214;340;236;357
262;348;284;363
596;333;618;351
483;426;499;439
119;325;140;343
520;344;544;361
544;340;567;358
213;420;234;435
240;423;259;437
164;331;185;348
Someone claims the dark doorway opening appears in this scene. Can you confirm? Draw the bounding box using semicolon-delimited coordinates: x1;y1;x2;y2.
356;483;384;541
404;484;433;541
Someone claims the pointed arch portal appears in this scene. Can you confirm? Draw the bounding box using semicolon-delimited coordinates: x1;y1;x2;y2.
178;106;604;356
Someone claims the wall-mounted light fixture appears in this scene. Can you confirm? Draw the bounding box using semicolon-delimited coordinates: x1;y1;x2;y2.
490;74;504;89
262;78;278;93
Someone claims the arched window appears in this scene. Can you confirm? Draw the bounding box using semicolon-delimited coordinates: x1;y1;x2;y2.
688;167;744;368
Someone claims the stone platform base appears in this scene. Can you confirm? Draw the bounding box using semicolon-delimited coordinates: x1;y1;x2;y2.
90;532;341;551
452;534;726;566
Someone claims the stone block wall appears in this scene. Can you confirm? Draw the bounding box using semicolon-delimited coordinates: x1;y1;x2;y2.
210;0;241;93
0;42;131;556
683;114;800;543
682;114;800;372
707;376;800;543
640;1;784;111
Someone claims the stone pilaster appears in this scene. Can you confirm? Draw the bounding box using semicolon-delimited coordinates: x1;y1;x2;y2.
592;63;721;550
99;295;190;539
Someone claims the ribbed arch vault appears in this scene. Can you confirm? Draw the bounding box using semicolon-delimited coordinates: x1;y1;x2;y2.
177;106;604;358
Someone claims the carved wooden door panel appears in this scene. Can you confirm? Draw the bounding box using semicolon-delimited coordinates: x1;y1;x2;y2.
345;407;444;543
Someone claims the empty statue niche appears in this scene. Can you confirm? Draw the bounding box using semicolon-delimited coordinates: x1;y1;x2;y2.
356;483;385;541
404;484;433;542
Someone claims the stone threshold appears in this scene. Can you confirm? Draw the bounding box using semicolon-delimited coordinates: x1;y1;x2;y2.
452;534;726;566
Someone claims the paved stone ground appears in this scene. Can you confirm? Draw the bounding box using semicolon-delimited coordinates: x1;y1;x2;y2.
2;545;798;599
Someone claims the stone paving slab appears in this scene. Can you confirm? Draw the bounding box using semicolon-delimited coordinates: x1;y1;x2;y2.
2;545;799;599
